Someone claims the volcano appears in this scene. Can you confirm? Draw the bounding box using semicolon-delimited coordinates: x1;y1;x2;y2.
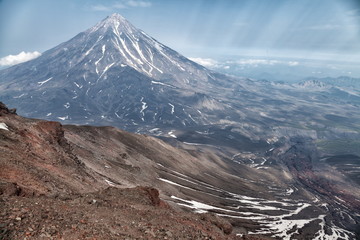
0;13;230;131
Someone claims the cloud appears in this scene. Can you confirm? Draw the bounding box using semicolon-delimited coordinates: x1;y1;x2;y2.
90;1;152;11
235;59;279;65
126;0;152;7
90;5;112;11
288;61;299;66
113;3;127;9
0;51;41;66
189;57;219;67
189;57;301;69
227;59;301;67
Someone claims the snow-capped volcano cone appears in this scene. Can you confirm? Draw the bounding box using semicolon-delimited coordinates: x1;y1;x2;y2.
0;13;225;130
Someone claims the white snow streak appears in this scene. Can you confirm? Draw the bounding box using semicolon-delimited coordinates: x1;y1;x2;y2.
38;77;53;86
168;103;175;114
112;37;141;72
158;178;194;191
103;62;115;73
115;111;121;118
140;97;148;121
57;116;69;120
0;123;9;131
94;44;106;75
151;80;174;88
119;35;143;65
85;35;103;56
64;102;70;109
188;113;196;122
285;187;294;195
171;195;238;214
74;82;83;89
104;179;116;187
13;93;25;99
168;131;177;138
130;35;163;75
96;62;115;82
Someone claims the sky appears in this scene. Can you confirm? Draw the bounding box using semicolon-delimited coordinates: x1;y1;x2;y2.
0;0;360;67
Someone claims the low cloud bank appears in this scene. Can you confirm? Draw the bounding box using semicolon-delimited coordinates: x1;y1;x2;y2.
0;51;41;66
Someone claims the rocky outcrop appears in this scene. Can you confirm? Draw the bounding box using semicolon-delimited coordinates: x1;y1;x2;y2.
0;102;16;116
0;182;22;197
0;103;97;196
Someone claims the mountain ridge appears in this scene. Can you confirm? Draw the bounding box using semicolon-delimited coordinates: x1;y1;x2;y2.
0;13;233;132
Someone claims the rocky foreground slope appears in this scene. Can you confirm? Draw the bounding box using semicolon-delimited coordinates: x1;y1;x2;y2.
0;102;274;239
1;186;238;240
1;101;359;239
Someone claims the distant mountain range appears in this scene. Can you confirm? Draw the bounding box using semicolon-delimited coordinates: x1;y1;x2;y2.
301;76;360;89
295;76;360;91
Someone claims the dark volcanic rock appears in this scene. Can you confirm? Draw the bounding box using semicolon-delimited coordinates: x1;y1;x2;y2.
0;102;16;116
0;182;21;196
